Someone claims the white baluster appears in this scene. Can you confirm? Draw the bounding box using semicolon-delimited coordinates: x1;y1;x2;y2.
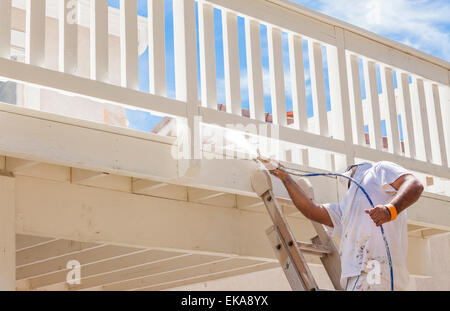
380;66;401;155
268;26;286;126
245;19;265;122
397;72;416;158
90;0;109;82
288;34;308;131
173;0;200;165
148;0;166;96
198;1;217;109
26;0;46;66
308;41;328;136
120;0;139;90
0;0;12;59
363;60;382;150
222;11;241;115
431;84;448;167
415;78;433;163
347;55;366;146
326;28;354;166
59;0;78;74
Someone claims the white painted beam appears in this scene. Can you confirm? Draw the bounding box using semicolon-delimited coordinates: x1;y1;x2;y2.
0;58;187;118
59;0;78;74
308;41;328;136
415;78;433;163
90;0;109;82
5;158;39;174
198;1;217;110
245;19;265;122
222;11;241;115
71;168;109;184
17;244;144;280
120;0;139;90
0;176;15;291
267;26;286;126
148;0;166;96
25;0;46;66
0;0;12;59
288;34;308;131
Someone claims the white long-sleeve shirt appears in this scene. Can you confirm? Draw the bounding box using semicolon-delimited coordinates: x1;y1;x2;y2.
323;161;411;290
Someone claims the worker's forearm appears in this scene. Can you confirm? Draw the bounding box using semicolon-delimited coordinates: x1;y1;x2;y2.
390;178;424;214
282;175;333;227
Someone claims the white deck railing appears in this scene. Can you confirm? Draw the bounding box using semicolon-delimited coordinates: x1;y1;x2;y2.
0;0;449;181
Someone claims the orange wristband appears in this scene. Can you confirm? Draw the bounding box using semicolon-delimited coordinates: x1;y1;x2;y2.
386;204;398;221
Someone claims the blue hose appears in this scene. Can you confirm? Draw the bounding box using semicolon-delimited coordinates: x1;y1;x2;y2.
280;168;395;291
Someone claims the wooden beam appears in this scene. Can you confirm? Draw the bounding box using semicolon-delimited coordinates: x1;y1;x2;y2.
16;235;57;251
16;239;100;267
5;158;39;174
70;254;226;291
71;168;109;184
17;244;145;280
0;176;15;290
137;262;278;291
14;175;321;260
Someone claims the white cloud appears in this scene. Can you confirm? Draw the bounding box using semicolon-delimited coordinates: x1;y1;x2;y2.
291;0;450;61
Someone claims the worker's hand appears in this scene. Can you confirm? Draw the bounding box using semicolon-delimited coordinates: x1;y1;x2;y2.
259;158;289;182
364;206;392;227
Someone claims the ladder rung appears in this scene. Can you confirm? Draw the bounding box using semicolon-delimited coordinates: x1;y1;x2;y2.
297;241;332;256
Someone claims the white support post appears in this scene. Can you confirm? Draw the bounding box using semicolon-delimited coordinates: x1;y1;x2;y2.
0;0;12;59
26;0;46;66
432;85;448;167
90;0;109;82
0;176;15;291
347;55;366;146
380;66;401;155
120;0;139;90
59;0;78;74
415;78;433;163
288;34;308;131
363;60;383;150
148;0;166;96
308;41;328;136
245;19;265;122
173;0;201;175
222;11;241;115
397;72;416;158
198;1;217;110
267;26;286;126
326;28;354;166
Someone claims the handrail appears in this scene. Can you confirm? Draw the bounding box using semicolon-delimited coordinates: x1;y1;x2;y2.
0;0;449;188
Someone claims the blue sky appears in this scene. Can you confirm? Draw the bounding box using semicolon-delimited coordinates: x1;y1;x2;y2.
112;0;450;139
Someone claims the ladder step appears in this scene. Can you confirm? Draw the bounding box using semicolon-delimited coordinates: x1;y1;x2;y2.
297;241;332;256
